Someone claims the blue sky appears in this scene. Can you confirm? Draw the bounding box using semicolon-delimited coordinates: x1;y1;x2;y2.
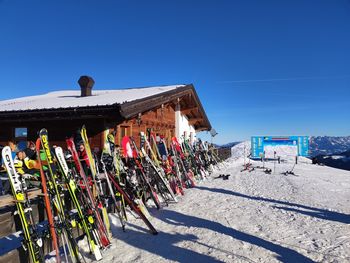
0;0;349;144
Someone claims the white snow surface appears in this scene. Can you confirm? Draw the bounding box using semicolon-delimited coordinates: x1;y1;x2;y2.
329;155;350;162
330;155;345;160
0;85;183;111
78;142;350;263
231;140;251;159
264;145;298;158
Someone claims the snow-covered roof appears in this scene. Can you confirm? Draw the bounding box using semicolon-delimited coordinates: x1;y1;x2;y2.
0;85;184;112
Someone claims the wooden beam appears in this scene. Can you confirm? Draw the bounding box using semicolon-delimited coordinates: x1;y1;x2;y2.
181;106;198;115
0;188;42;208
188;118;203;125
119;87;193;119
195;126;209;132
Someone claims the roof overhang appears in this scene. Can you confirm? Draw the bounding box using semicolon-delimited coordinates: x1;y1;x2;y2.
0;84;211;131
0;105;121;123
119;84;211;131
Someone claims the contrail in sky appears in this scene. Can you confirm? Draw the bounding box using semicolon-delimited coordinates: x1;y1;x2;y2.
220;75;350;83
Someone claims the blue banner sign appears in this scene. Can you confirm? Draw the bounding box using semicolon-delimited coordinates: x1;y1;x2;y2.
251;136;309;158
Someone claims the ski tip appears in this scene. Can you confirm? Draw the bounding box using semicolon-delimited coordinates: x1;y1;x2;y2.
93;247;103;261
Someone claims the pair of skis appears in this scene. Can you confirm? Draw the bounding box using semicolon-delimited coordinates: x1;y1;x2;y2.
37;129;83;263
99;129;158;234
54;147;103;261
2;147;44;263
3;126;159;263
139;132;178;203
79;127;158;235
183;138;208;180
127;136;162;210
66;137;111;250
171;137;196;188
2;129;85;262
79;126;113;240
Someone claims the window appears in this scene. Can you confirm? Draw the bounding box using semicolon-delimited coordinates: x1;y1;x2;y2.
15;127;28;151
120;126;128;138
15;127;27;138
119;126;131;145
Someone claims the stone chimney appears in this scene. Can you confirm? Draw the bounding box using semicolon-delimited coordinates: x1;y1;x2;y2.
78;75;95;97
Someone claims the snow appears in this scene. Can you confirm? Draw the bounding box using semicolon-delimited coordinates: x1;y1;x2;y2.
81;142;350;263
329;155;350;162
331;155;346;160
231;140;250;159
0;85;183;112
3;141;348;262
264;145;298;158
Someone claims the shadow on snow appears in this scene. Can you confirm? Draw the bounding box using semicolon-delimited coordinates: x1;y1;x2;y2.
111;215;222;263
154;209;314;263
196;186;350;224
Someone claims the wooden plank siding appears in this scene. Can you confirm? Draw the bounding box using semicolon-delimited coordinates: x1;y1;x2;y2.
0;104;178;153
115;104;176;148
0;190;86;263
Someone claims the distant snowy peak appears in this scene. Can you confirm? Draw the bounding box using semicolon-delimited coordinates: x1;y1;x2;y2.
224;136;350;157
310;136;350;156
230;141;250;159
219;141;240;148
230;141;311;163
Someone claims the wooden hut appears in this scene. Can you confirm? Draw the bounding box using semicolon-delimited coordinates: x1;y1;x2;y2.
0;76;211;150
0;76;212;262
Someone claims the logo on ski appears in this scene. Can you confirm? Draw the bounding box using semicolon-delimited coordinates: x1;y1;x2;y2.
41;134;54;163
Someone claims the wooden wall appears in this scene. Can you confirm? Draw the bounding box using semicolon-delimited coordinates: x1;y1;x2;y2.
0;119;107;152
0;190;88;262
114;105;176;147
0;105;176;154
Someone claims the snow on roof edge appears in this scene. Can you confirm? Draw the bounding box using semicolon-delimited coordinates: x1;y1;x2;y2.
0;84;187;112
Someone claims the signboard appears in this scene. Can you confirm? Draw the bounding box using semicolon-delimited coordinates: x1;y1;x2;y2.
251;136;309;158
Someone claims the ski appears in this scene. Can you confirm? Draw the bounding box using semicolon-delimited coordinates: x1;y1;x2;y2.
105;171;158;235
38;129;82;263
102;129;128;221
35;138;61;263
80;126;112;238
171;137;196;187
140;132;177;201
66;137;111;248
124;136;162;209
2;146;44;263
54;147;103;261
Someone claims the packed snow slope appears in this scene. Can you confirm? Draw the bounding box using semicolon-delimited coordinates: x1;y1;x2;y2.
87;142;350;263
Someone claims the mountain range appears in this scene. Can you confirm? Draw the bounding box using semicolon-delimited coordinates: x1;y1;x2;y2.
219;136;350;157
313;149;350;171
219;136;350;171
309;136;350;156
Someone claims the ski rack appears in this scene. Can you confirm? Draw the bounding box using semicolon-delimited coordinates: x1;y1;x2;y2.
0;127;227;262
0;188;42;208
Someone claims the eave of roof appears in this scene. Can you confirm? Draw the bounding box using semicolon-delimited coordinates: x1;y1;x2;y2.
0;85;181;112
0;84;212;131
119;84;211;131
